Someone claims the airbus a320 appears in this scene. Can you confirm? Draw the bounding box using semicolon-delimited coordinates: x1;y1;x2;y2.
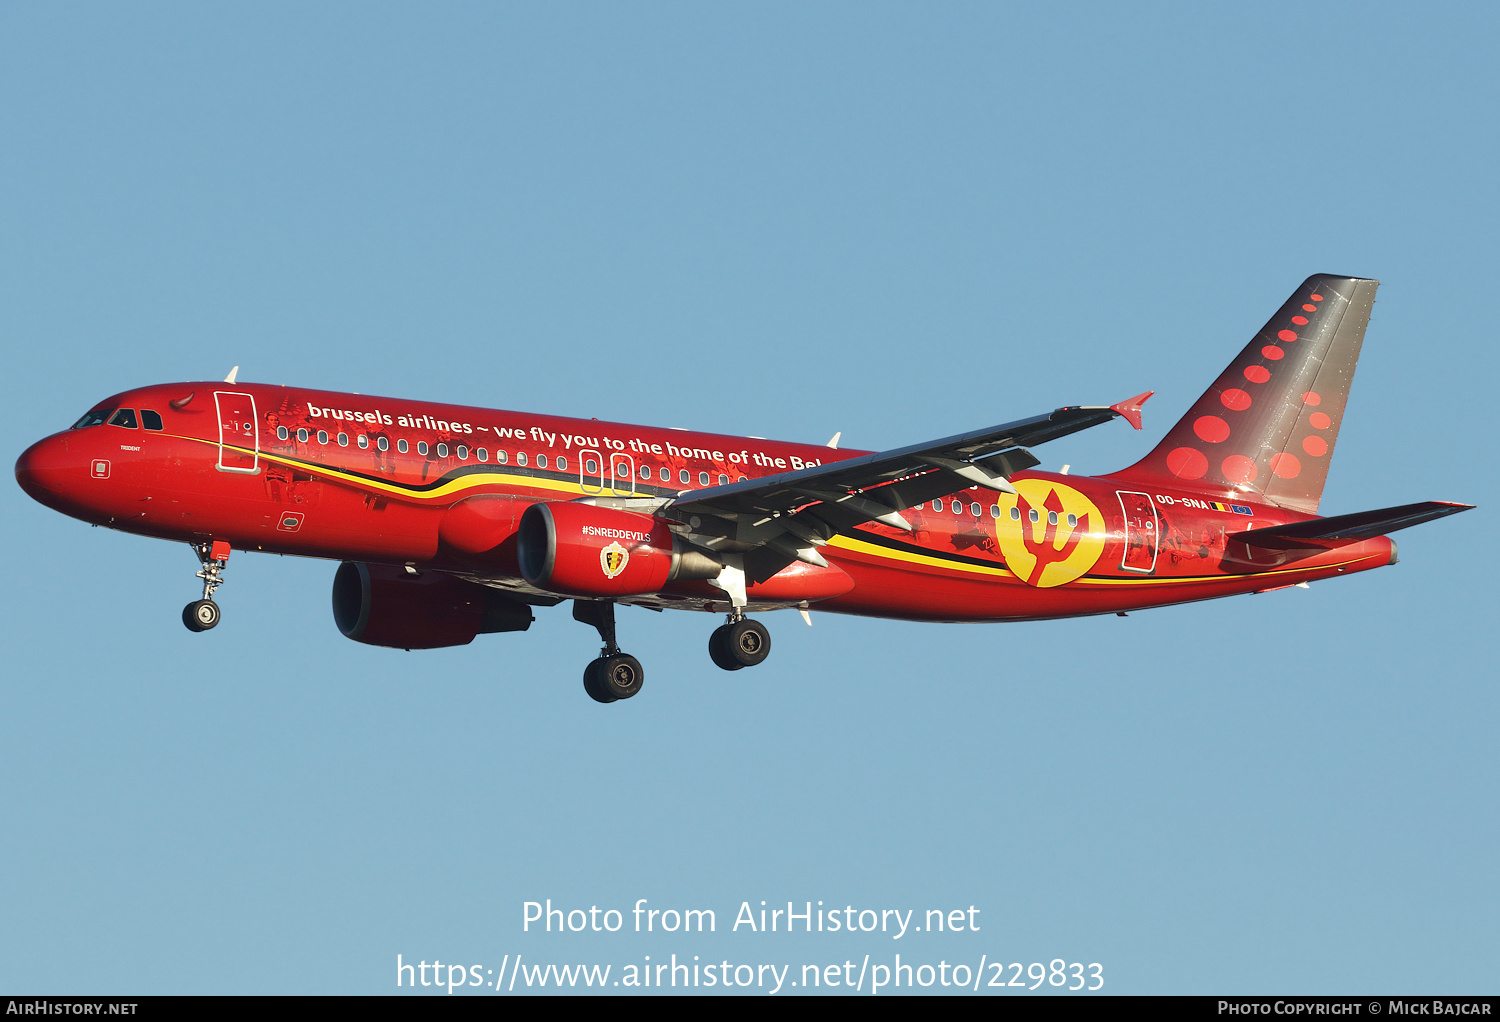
16;274;1471;702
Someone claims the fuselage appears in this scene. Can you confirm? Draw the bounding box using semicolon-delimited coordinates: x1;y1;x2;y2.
15;381;1395;622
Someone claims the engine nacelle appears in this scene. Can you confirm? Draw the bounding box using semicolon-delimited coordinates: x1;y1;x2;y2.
517;501;719;598
332;561;534;649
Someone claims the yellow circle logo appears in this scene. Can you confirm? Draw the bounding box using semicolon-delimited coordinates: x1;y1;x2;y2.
994;480;1106;588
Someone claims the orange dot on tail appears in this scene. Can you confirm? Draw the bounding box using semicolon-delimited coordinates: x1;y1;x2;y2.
1244;365;1271;384
1302;304;1317;312
1222;454;1258;484
1166;447;1208;479
1270;452;1301;478
1292;315;1308;325
1302;391;1321;405
1278;329;1298;342
1303;436;1328;457
1310;293;1323;301
1194;415;1231;443
1310;412;1331;429
1262;345;1284;360
1221;388;1252;411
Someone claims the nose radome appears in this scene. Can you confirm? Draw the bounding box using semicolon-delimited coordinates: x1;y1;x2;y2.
15;435;87;513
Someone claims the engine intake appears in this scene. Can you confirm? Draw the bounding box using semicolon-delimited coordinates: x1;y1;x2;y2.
517;501;718;598
332;561;533;649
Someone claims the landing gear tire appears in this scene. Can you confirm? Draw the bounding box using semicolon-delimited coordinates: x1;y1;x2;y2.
710;619;771;669
590;654;644;701
708;626;745;671
183;600;220;632
583;659;617;704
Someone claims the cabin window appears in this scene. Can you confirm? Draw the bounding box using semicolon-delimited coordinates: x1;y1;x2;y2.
476;447;487;462
1066;513;1078;528
990;505;1001;519
971;502;982;516
337;432;348;446
951;499;963;514
640;465;651;481
377;436;389;452
718;474;728;486
108;409;139;429
617;463;629;478
276;426;289;441
1028;508;1039;523
357;435;369;449
679;469;690;484
1010;506;1021;521
932;499;943;512
72;408;112;429
416;441;428;456
437;443;449;458
1047;511;1057;525
141;411;163;431
698;471;709;486
516;452;527;466
660;467;671;482
397;439;408;453
456;445;468;459
585;458;598;474
317;430;329;445
297;428;309;442
496;450;507;464
556;455;566;471
538;453;549;468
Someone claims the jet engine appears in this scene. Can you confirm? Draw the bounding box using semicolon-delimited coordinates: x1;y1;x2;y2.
332;561;534;649
517;501;719;598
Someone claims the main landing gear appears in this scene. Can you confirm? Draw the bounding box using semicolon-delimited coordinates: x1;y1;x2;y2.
708;612;771;671
573;600;643;704
182;540;230;632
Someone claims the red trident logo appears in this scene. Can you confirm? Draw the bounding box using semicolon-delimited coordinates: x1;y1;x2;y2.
994;480;1106;588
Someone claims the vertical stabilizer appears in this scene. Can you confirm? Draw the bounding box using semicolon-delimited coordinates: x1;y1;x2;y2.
1109;274;1378;513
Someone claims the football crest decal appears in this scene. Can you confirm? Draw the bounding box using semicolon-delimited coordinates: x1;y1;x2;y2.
600;541;629;579
993;480;1106;588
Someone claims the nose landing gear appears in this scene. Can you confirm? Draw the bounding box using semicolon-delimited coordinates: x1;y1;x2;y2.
574;600;644;703
182;539;230;632
709;612;771;671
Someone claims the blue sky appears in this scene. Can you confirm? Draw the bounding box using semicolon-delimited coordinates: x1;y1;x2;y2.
2;2;1495;995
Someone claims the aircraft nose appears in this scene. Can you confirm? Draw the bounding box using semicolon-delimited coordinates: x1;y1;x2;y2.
15;434;87;513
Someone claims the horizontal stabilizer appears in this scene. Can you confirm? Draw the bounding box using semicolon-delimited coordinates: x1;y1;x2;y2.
1229;501;1474;550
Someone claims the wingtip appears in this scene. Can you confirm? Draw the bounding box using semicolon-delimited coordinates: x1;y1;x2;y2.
1111;391;1154;430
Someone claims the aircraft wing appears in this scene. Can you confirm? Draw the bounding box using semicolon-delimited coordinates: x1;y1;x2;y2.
647;396;1149;590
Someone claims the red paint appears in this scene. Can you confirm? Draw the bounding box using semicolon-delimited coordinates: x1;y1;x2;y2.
1278;329;1298;342
1310;294;1323;300
1221;454;1258;484
1309;412;1331;430
1262;345;1284;360
1221;389;1252;411
1302;304;1317;312
1303;436;1328;457
1303;391;1321;405
1194;415;1231;443
1243;365;1271;384
1165;447;1208;479
1270;452;1301;478
1292;316;1309;325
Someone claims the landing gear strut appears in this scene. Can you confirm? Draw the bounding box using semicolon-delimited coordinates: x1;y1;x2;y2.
183;539;230;632
574;600;644;703
709;612;771;671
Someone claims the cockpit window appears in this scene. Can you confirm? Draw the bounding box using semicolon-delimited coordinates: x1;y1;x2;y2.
141;410;164;431
72;408;113;429
108;409;139;429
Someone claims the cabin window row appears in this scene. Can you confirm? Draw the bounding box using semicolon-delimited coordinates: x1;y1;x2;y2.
922;499;1078;528
275;426;740;486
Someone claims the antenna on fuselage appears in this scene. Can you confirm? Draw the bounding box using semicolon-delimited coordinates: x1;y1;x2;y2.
223;366;239;384
826;432;841;449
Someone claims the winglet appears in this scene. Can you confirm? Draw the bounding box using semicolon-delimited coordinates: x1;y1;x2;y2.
1110;391;1153;430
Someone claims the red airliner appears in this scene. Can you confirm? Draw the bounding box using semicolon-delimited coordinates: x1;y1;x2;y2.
15;274;1471;702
